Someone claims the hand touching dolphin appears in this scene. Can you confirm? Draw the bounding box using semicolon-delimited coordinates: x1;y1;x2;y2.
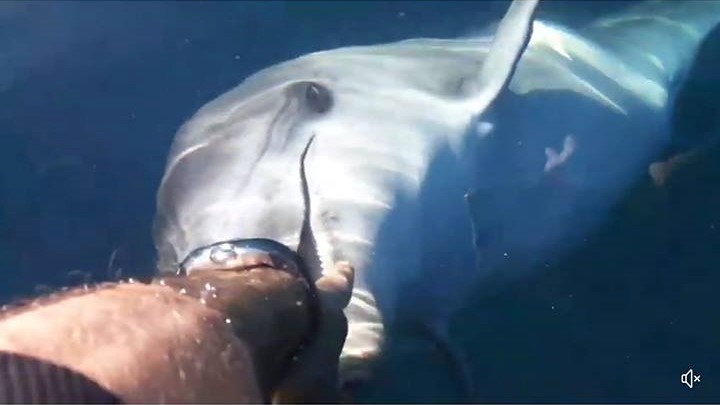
154;0;539;393
154;0;720;399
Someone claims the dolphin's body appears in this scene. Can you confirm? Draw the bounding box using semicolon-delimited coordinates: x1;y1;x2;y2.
153;0;720;390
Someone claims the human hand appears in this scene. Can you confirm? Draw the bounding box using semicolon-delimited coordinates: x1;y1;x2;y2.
156;247;354;403
155;260;315;401
271;261;355;404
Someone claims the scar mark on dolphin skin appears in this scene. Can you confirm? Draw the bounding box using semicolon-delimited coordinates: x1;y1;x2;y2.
544;135;576;173
321;211;339;224
265;96;295;155
164;142;210;182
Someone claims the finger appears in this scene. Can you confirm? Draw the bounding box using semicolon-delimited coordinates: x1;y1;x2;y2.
333;261;355;291
315;262;355;311
272;310;348;403
271;262;354;403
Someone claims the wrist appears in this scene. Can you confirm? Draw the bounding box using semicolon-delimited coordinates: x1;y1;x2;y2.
153;266;314;397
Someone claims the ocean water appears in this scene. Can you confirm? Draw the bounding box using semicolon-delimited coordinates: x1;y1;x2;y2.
0;1;718;403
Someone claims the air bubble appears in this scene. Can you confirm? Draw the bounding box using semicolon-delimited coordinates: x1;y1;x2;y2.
210;244;238;264
476;121;494;137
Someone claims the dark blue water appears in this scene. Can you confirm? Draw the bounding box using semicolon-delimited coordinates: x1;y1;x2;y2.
0;1;718;403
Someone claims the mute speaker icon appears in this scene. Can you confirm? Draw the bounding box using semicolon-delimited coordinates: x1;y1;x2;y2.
681;368;701;389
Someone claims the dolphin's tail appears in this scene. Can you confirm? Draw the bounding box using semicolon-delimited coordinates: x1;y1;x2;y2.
581;0;720;106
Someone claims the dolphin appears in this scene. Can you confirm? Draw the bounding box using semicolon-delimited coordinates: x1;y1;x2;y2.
152;0;720;395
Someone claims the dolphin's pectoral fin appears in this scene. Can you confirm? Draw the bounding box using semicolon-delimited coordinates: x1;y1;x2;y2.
419;319;475;401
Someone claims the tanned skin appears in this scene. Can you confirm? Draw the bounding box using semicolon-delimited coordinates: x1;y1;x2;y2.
0;262;354;404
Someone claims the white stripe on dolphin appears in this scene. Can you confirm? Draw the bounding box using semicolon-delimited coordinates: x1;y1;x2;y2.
153;0;720;397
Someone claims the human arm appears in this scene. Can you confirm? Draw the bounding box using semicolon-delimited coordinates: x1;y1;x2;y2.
0;267;313;403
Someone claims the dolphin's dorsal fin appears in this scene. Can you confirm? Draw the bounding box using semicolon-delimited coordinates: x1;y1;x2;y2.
446;0;539;156
462;0;539;114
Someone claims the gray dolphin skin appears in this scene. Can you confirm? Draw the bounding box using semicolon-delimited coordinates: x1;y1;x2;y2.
153;0;720;391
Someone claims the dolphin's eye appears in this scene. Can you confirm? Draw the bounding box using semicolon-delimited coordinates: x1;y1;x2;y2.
305;82;333;114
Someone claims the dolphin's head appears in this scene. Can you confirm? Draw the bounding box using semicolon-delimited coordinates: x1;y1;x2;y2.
154;62;332;274
153;42;491;275
153;0;539;391
151;45;493;390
